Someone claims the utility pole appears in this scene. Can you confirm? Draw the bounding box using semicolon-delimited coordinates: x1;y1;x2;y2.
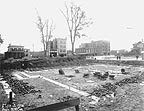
32;44;34;57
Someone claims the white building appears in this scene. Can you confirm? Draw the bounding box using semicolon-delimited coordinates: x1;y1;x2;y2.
50;38;67;57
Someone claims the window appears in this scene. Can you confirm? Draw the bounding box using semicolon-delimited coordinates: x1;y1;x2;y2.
60;49;63;52
63;49;66;52
63;41;66;44
14;48;17;51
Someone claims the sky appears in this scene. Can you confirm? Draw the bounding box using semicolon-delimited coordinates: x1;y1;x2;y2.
0;0;144;53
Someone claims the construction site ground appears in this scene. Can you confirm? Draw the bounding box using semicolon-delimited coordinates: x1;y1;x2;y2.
11;63;144;111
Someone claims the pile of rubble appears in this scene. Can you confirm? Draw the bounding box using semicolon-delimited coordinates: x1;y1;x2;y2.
115;75;140;87
90;83;117;98
2;103;24;111
57;95;75;102
2;73;40;95
85;67;144;108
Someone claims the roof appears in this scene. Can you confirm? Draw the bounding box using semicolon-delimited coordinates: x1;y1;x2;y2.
8;45;24;48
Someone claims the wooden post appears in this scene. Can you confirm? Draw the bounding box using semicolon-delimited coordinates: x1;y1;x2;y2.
0;103;2;111
0;60;3;74
27;98;80;111
75;105;79;111
9;92;13;104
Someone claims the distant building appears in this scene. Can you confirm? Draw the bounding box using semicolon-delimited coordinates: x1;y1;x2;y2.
75;40;110;56
67;50;73;56
110;49;128;56
50;38;67;57
4;44;30;59
24;49;31;57
30;51;45;58
110;50;118;55
132;41;144;52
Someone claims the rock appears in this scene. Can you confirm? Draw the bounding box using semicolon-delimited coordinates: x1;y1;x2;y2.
103;72;109;78
59;69;65;75
83;73;89;78
17;104;24;108
109;75;115;80
75;69;80;73
37;95;42;99
58;96;74;102
93;72;101;77
89;101;98;105
90;96;100;102
87;80;94;83
65;75;75;78
99;75;107;81
67;78;72;81
121;68;125;73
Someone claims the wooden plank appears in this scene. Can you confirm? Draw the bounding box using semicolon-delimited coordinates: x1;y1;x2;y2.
27;98;80;111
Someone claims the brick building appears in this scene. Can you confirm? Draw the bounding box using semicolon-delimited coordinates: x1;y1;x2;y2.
75;40;110;56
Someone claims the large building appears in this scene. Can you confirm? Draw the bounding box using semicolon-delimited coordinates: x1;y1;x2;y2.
50;38;67;57
75;40;110;56
4;44;30;59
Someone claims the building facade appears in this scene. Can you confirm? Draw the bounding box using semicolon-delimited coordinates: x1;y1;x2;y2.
50;38;67;57
5;44;30;59
75;40;110;56
24;49;31;57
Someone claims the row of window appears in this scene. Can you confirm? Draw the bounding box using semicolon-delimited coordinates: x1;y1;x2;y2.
60;49;66;53
9;48;24;51
60;41;66;44
60;45;66;48
76;48;110;53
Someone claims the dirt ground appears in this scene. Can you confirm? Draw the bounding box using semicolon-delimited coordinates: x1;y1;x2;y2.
15;78;81;111
9;63;144;111
25;64;144;92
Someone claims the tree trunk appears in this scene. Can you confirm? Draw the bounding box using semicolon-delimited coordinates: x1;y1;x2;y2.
72;42;75;55
44;50;46;57
45;42;50;57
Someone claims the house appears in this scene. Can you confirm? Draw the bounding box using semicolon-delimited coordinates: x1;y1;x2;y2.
4;44;30;59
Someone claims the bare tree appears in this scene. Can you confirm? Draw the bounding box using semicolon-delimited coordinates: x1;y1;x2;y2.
61;2;92;55
36;10;55;57
0;34;3;45
0;34;4;52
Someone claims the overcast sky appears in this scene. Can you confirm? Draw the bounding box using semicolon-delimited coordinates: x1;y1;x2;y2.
0;0;144;53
